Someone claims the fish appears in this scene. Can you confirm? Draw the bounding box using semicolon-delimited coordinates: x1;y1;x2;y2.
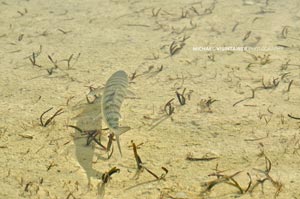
101;70;131;156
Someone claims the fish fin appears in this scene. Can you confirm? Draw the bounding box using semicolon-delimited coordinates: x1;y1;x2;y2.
118;112;123;121
117;126;131;135
88;86;104;97
126;89;135;98
115;126;131;157
116;134;122;157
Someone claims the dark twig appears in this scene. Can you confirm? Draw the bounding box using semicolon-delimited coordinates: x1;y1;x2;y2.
148;98;175;130
47;161;57;171
287;114;300;120
243;31;252;41
131;140;168;180
67;125;106;150
281;26;289;39
176;88;186;105
132;140;143;171
203;171;242;193
101;167;120;183
160;167;168;179
286;80;293;92
42;108;64;127
250;152;283;197
143;166;159;179
181;8;188;18
152;8;161;17
67;54;73;69
169;41;185;56
18;134;33;139
61;53;80;70
40;107;53;127
98;167;120;198
164;98;175;115
199;97;217;112
29;52;42;68
57;28;72;34
245;172;252;193
17;8;27;16
86;130;102;146
18;34;24;41
203;152;282;197
260;77;280;89
233;88;255;107
48;55;58;68
186;153;218;161
24;182;32;192
232;22;239;32
190;6;200;16
40;108;64;127
130;71;137;81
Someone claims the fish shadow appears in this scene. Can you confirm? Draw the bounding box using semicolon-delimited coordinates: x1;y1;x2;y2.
71;97;103;184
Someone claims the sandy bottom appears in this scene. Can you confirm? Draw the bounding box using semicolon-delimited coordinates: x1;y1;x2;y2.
1;0;300;198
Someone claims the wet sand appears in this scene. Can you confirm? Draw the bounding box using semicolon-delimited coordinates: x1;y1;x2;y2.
1;0;300;198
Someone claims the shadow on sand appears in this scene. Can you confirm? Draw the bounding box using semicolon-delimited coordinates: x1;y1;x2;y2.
71;97;104;184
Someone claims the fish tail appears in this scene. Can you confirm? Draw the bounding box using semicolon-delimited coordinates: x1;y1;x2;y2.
116;134;122;157
115;126;130;157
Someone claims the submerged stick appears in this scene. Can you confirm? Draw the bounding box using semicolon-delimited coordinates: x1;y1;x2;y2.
40;108;64;127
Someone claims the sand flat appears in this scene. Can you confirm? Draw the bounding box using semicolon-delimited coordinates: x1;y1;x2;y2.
0;0;300;198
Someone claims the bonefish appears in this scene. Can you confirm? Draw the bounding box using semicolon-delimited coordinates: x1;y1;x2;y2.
101;70;131;156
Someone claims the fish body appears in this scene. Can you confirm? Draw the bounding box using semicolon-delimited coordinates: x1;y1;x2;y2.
101;70;131;156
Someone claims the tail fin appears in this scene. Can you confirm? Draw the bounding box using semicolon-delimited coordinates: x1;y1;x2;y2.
115;126;131;157
116;134;123;157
